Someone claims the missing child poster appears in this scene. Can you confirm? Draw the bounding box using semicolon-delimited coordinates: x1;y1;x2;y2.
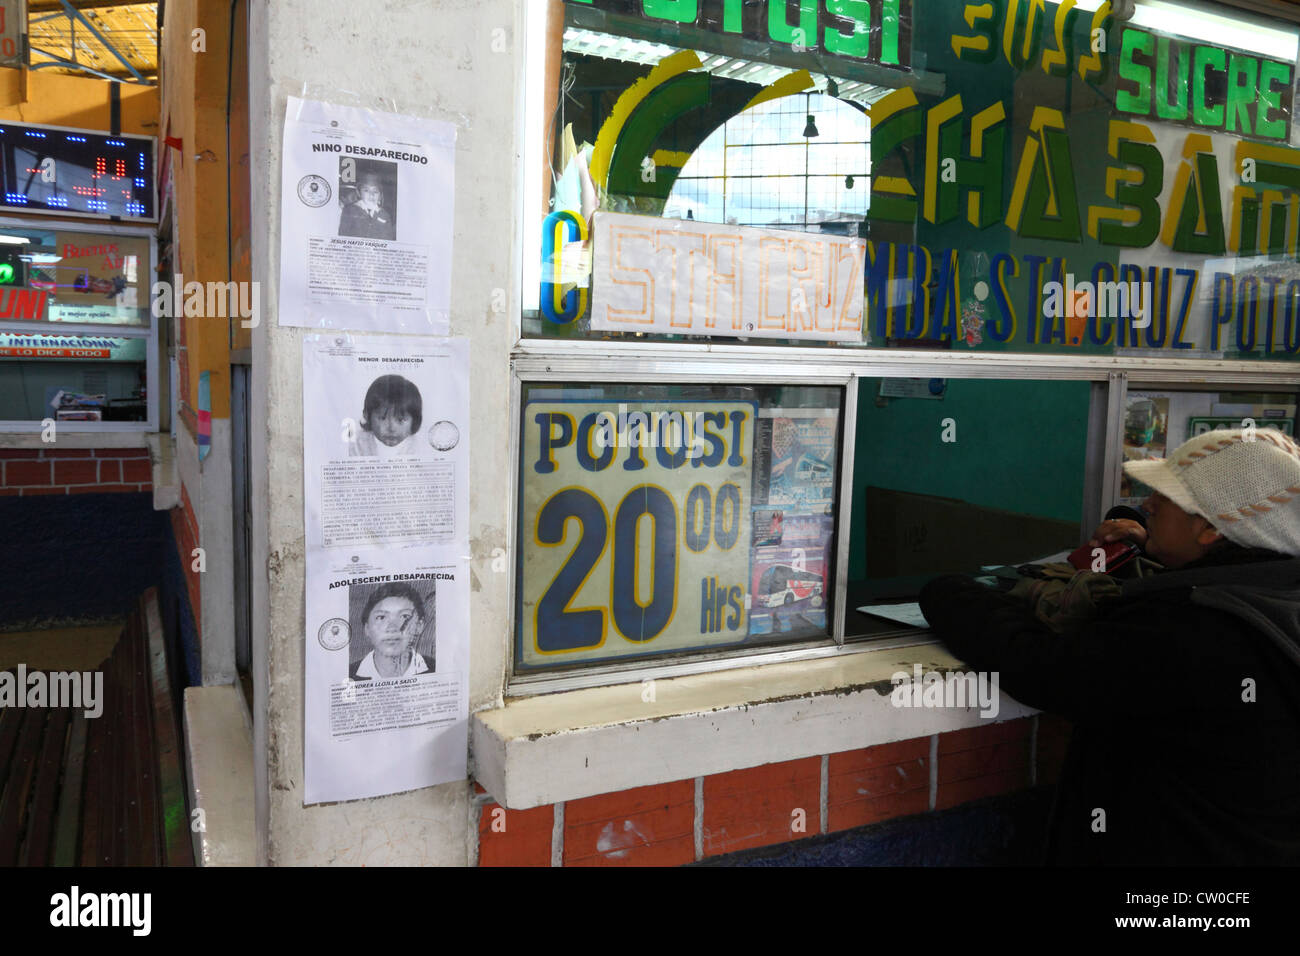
279;96;455;334
302;334;469;803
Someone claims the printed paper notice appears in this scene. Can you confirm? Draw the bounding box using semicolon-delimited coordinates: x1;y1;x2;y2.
302;334;470;804
279;96;455;333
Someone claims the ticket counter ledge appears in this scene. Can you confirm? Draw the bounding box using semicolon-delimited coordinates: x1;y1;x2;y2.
471;640;1037;811
184;683;256;867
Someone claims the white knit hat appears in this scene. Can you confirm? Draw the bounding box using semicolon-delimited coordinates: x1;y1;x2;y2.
1123;427;1300;556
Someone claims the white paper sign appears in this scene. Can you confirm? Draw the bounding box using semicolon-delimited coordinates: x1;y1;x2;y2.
279;96;455;333
302;334;470;804
590;211;865;341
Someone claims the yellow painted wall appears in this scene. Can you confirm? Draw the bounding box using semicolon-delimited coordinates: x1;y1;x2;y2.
0;67;158;133
161;0;235;423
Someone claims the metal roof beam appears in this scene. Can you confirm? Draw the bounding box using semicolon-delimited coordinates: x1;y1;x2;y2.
28;55;137;82
56;0;145;82
29;1;148;12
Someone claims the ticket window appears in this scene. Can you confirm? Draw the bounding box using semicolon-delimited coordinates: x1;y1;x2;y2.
846;377;1095;635
0;354;149;422
0;221;155;428
514;381;845;676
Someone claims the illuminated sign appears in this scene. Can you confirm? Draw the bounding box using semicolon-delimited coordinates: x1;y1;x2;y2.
0;122;156;221
565;0;911;69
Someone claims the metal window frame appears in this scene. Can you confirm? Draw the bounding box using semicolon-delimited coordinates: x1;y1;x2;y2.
505;351;861;695
0;215;158;433
504;340;1300;697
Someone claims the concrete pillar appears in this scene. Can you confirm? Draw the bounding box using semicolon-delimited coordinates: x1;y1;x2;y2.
247;0;521;864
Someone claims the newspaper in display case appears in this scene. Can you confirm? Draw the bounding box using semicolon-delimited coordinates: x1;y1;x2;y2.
279;96;455;334
302;334;469;803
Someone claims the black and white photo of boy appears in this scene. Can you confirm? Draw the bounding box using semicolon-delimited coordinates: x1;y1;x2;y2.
338;157;398;241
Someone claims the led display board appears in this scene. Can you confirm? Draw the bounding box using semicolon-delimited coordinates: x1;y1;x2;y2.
0;122;156;222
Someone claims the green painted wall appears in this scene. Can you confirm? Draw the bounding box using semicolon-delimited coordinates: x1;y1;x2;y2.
848;378;1092;580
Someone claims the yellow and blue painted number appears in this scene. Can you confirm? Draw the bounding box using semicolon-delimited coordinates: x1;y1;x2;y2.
533;479;744;652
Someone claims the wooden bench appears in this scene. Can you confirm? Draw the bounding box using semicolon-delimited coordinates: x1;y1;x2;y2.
0;588;193;866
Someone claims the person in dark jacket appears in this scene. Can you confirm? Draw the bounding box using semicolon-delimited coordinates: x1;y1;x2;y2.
919;427;1300;865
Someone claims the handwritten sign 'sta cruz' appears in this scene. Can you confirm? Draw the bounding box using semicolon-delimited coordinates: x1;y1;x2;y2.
591;211;866;341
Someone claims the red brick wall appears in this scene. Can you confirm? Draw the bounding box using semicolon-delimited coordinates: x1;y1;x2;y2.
0;447;153;495
170;481;202;634
475;716;1072;866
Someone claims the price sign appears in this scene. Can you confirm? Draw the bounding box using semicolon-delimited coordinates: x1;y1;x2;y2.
518;399;756;669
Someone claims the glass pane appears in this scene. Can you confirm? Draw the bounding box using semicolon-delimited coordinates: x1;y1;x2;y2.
847;378;1093;637
529;1;1300;360
0;346;149;421
0;225;151;326
806;143;869;177
1118;389;1297;505
526;9;877;343
516;381;843;673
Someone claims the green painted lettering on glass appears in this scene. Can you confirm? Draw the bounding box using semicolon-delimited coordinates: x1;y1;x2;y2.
723;0;744;32
881;0;902;65
1100;139;1163;249
768;0;818;46
1172;152;1226;255
1249;151;1300;193
1192;45;1226;127
1116;28;1153;115
930;99;1006;229
953;0;1003;66
1017;123;1081;242
1256;60;1292;139
869;92;923;223
1154;37;1188;121
1236;196;1262;256
642;0;697;22
825;0;872;59
1226;53;1259;136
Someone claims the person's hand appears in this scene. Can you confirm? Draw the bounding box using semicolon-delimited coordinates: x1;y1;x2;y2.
1087;518;1147;549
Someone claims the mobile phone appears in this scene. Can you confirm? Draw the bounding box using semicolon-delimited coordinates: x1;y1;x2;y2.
1067;539;1139;573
